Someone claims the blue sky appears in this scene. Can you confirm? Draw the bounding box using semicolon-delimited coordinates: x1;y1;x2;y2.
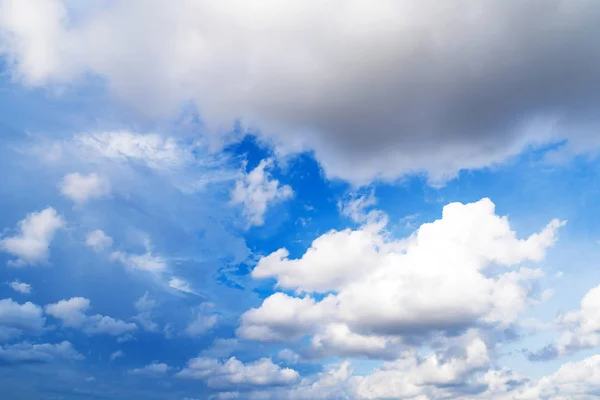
2;1;600;399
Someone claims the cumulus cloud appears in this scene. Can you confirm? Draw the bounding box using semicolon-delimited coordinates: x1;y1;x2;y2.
129;362;171;377
177;356;299;389
0;207;65;266
0;341;83;364
2;0;600;184
45;297;137;336
8;280;31;295
241;198;563;359
0;298;45;340
59;172;110;204
85;229;113;252
231;159;293;227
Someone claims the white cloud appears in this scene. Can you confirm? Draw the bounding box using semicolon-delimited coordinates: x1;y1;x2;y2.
231;159;293;227
177;356;299;389
45;297;137;336
0;298;45;340
59;172;110;204
129;362;171;377
109;350;124;361
3;1;600;184
0;341;83;363
8;281;31;295
240;198;563;359
75;131;188;170
0;207;65;266
85;230;113;252
111;250;167;273
169;277;195;294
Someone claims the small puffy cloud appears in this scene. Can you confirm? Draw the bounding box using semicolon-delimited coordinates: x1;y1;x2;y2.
0;298;45;340
45;297;137;336
177;356;299;389
59;172;111;204
0;207;65;266
129;362;171;377
85;230;113;252
109;350;124;361
241;198;564;359
231;159;293;227
0;341;83;364
8;281;32;295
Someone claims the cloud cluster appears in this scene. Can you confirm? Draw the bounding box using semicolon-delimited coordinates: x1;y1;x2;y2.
241;198;563;359
2;0;600;184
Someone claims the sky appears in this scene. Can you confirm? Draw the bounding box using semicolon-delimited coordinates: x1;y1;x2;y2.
1;1;600;399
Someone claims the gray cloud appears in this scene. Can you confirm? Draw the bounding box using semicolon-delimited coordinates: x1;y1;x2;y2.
2;0;600;184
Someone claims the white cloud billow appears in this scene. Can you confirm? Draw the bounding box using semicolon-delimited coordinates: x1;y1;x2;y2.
85;230;113;252
8;281;32;295
231;159;293;227
0;207;65;266
59;172;110;204
177;356;299;389
241;198;564;359
45;297;137;336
